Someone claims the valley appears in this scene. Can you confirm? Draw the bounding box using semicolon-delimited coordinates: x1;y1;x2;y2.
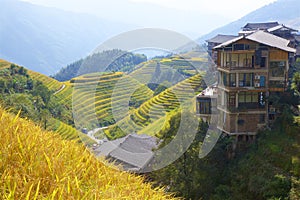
2;0;300;199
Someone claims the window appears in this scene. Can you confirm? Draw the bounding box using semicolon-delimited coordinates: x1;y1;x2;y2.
199;99;211;114
233;44;250;51
238;92;264;109
237;119;245;125
228;93;236;107
270;61;285;77
223;73;227;86
255;50;262;65
243;58;251;67
239;92;258;103
239;92;245;103
229;74;236;87
260;57;267;67
246;93;252;103
221;72;229;86
239;73;254;87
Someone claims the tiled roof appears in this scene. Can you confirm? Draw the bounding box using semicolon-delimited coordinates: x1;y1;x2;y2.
243;22;279;31
95;134;159;172
213;35;244;49
267;24;298;33
206;34;238;44
247;31;296;52
214;31;296;53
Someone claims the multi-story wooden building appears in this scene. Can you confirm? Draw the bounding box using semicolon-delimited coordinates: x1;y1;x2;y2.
198;30;296;137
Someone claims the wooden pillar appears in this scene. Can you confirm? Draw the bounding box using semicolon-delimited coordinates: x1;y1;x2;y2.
236;92;239;108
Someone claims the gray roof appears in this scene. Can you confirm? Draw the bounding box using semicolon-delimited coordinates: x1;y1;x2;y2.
267;24;298;33
95;134;159;172
243;22;279;31
214;30;296;53
109;148;153;169
95;137;126;157
206;34;238;44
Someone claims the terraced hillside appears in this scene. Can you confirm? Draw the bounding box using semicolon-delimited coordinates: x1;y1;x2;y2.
72;72;154;130
0;56;207;142
104;73;204;139
0;107;176;199
130;52;208;88
28;70;64;92
28;69;154;139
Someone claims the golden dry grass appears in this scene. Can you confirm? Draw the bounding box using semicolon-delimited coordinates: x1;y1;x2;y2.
0;107;176;199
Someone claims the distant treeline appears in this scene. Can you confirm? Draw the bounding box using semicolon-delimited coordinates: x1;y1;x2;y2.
53;49;147;81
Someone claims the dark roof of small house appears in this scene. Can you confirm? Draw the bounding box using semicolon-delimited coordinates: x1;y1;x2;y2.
242;22;279;31
109;148;154;169
95;134;159;171
206;34;238;44
268;24;298;33
214;30;296;53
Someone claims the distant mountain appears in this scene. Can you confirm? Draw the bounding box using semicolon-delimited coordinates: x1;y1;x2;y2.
198;0;300;42
0;0;136;75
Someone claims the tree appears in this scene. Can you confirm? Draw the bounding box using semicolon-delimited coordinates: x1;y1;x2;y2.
40;109;51;130
292;72;300;96
149;110;227;199
32;81;51;105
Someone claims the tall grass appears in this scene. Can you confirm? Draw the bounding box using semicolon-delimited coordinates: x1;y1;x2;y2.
0;107;176;199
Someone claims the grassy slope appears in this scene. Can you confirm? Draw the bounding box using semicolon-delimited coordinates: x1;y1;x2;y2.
219;124;300;200
0;107;175;199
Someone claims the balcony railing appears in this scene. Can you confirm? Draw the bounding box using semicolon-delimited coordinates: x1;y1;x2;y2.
218;103;266;113
218;61;254;70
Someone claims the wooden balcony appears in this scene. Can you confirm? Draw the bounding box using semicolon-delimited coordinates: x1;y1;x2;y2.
217;103;266;114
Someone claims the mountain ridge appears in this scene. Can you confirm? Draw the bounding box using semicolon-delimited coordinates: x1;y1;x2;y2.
0;0;136;75
198;0;300;43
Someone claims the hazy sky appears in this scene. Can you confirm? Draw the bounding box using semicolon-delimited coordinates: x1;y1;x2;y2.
21;0;277;37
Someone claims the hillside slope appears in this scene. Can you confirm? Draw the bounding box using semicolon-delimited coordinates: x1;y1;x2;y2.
0;59;85;142
53;49;147;81
198;0;300;42
0;107;175;199
104;73;204;139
